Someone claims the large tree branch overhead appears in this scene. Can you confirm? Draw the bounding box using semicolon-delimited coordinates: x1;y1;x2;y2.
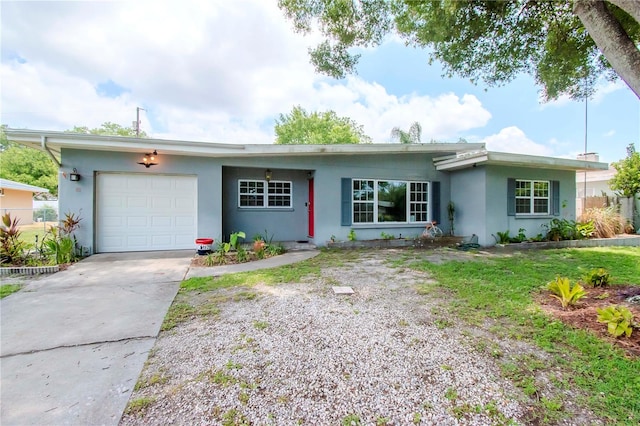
574;0;640;97
607;0;640;23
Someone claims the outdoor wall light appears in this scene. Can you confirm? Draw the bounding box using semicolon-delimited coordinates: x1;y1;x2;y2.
265;169;273;182
69;168;81;181
137;150;158;168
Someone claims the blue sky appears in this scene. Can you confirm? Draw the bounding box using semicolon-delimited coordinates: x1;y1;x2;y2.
1;0;638;164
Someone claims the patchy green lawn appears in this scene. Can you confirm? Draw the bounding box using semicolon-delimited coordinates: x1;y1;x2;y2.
405;246;640;424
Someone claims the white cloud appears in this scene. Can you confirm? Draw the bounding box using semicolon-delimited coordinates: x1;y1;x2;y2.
603;129;616;138
1;0;491;145
482;126;553;156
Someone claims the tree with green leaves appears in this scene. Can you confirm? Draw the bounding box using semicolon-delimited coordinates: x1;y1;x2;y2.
275;105;371;144
0;126;58;195
278;0;640;100
67;121;147;137
609;145;640;227
391;121;422;144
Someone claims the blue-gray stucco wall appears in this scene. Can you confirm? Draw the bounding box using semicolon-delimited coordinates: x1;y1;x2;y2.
449;165;577;246
59;147;580;251
60;149;221;253
450;166;487;243
220;153;448;244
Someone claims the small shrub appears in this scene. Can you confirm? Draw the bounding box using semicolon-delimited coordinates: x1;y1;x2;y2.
236;246;249;263
583;268;610;287
380;232;395;240
0;213;29;265
494;230;510;244
547;276;586;309
348;229;357;241
266;243;285;256
597;305;635;338
544;218;578;241
203;253;217;267
576;220;596;239
579;207;625;238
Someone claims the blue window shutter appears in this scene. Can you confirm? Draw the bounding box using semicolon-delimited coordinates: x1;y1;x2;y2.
431;181;441;224
552;180;560;216
507;178;516;216
341;178;352;226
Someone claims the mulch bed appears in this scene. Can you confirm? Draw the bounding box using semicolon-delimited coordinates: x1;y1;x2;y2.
537;285;640;358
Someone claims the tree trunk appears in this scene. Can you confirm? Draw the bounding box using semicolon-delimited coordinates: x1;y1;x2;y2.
607;0;640;23
574;0;640;98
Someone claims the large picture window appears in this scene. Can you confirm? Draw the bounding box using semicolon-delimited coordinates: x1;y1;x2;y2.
515;180;549;214
239;180;292;208
352;179;429;224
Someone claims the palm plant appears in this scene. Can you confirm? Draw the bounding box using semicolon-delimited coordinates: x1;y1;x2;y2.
391;121;422;144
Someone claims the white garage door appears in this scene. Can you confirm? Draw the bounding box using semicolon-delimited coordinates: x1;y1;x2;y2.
96;173;197;252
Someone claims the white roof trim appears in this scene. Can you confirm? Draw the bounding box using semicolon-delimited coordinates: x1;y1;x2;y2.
0;178;50;193
434;150;609;171
4;129;485;165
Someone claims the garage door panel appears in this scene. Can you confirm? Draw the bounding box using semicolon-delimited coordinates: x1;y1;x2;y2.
175;234;195;246
151;216;172;227
97;174;197;252
127;197;149;208
175;216;195;227
151;197;173;209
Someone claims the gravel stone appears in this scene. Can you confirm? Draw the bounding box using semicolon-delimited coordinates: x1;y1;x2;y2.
119;250;594;425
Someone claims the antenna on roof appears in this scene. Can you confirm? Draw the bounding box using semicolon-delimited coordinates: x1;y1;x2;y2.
134;107;145;137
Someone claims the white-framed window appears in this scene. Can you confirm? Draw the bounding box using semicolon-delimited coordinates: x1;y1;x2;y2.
515;180;550;215
352;179;429;224
238;180;292;208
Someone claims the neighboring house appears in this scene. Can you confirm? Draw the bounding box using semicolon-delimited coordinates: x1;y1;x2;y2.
0;178;50;225
5;129;607;252
575;153;638;224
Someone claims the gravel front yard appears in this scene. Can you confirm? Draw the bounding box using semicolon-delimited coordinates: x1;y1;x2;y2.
120;250;598;425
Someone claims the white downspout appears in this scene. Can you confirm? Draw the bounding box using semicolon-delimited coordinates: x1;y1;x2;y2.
41;135;61;167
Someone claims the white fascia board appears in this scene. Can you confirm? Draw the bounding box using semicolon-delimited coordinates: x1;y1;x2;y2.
436;151;609;171
5;129;485;159
0;178;50;193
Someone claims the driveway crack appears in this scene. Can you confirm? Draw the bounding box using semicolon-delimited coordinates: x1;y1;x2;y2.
0;335;156;359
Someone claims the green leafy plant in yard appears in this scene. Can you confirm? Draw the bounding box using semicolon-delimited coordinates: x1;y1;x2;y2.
236;246;249;263
511;228;527;243
223;231;246;253
597;305;635;338
348;229;357;241
547;276;585;309
203;253;217;266
1;213;29;265
576;220;596;239
265;243;285;257
380;231;395;240
40;211;84;265
583;267;610;287
493;230;510;244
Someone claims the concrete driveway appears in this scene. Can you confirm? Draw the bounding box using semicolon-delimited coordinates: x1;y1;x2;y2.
0;250;192;426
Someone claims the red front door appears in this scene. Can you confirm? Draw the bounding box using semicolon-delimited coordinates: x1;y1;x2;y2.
308;178;314;238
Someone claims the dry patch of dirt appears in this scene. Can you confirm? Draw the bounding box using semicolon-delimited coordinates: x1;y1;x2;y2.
538;285;640;357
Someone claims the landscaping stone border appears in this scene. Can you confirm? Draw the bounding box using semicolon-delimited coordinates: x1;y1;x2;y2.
326;235;640;250
493;234;640;250
0;265;59;276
